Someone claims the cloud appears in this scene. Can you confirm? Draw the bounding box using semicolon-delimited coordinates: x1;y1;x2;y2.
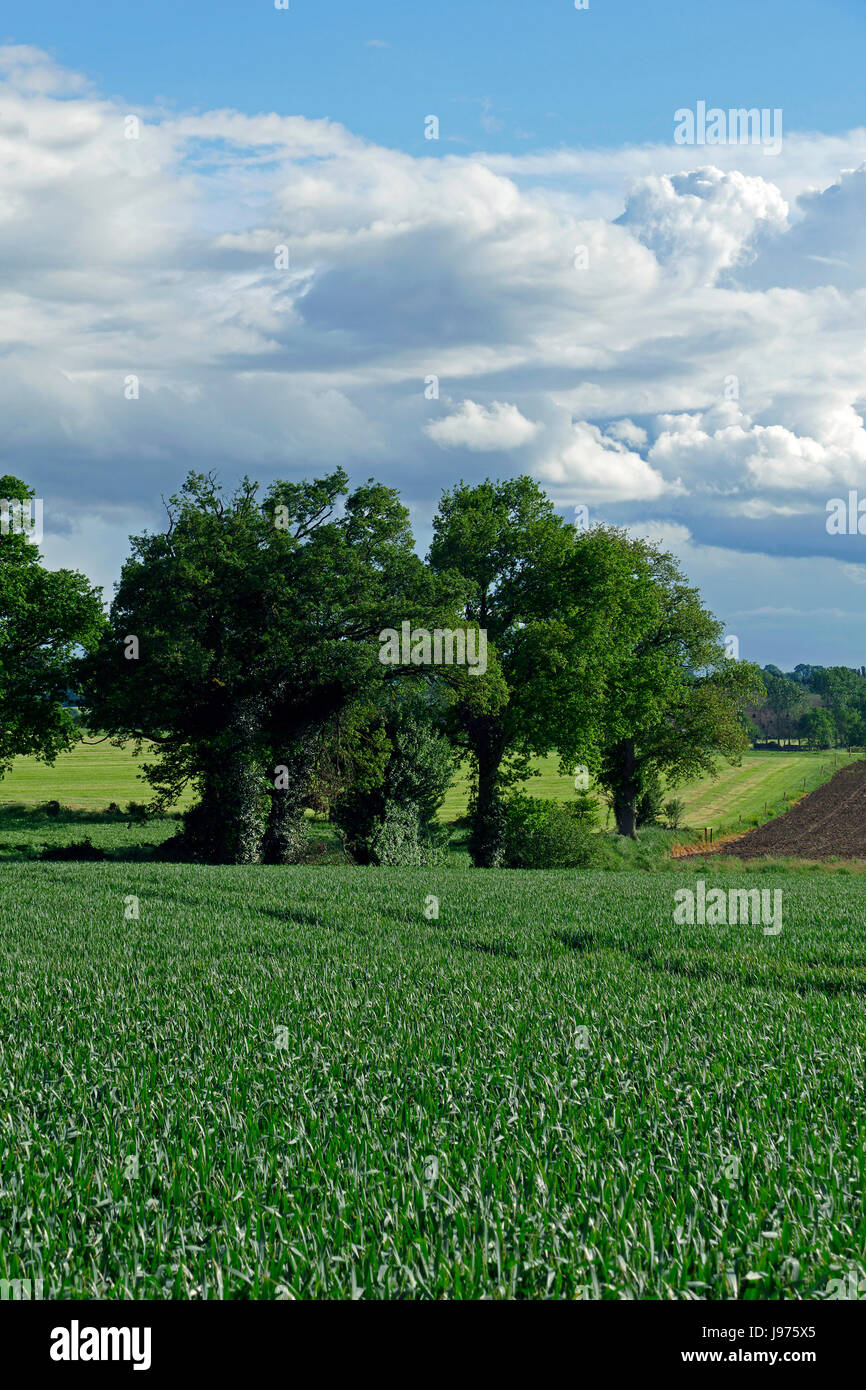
425;400;540;451
536;421;670;501
2;50;866;660
742;164;866;292
617;166;788;284
647;403;866;494
605;418;648;448
0;43;89;95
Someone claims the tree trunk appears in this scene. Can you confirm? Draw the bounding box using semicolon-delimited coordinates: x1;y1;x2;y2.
262;731;317;864
611;738;640;839
182;701;268;863
613;795;637;838
469;728;508;867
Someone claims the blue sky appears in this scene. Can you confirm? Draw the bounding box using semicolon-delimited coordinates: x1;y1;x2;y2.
1;6;866;668
10;0;866;152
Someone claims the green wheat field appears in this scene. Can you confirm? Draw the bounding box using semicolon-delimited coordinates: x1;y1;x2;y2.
0;747;864;1299
1;860;865;1298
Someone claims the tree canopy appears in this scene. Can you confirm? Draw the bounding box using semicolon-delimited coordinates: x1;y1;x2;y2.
0;474;104;777
1;466;791;858
429;476;617;862
588;531;765;836
84;470;468;862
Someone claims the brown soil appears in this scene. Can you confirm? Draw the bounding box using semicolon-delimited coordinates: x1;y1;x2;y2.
694;760;866;861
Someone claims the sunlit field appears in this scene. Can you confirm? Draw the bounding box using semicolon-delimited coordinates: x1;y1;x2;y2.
3;743;858;839
0;862;863;1299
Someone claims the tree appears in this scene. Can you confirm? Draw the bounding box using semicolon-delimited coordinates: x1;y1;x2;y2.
86;471;463;863
757;670;808;744
591;533;765;837
0;475;104;777
803;666;866;750
428;477;619;865
810;666;864;709
799;707;836;750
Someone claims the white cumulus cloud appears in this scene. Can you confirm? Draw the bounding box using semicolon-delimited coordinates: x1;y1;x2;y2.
424;400;540;451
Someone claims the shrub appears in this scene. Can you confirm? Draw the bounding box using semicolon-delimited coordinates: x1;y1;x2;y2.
571;789;600;829
368;801;449;867
501;793;603;869
261;777;309;865
663;797;686;829
333;694;454;865
636;778;664;828
467;795;508;868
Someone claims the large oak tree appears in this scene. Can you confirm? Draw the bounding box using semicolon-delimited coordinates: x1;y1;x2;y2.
429;477;622;864
590;531;765;836
85;470;467;863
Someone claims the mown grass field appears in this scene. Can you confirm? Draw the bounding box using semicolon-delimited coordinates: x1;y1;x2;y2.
441;748;860;837
0;863;864;1299
1;743;859;839
0;741;195;812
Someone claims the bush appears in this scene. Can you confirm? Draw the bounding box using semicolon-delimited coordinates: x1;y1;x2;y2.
368;801;449;867
501;793;603;869
571;788;600;829
636;778;664;828
332;694;454;865
663;797;686;829
468;795;508;868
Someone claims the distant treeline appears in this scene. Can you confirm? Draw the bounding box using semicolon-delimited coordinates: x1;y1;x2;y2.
748;665;866;749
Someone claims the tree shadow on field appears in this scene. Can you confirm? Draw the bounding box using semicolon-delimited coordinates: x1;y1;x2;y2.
0;803;183;863
629;948;866;999
554;928;596;953
0;803;130;827
262;906;357;933
557;929;866;999
454;933;520;959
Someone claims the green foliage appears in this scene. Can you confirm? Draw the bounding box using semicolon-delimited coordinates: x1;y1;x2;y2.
751;665;866;750
0;475;105;777
85;470;465;863
636;775;664;828
367;801;448;866
501;792;603;869
799;707;837;751
332;687;455;864
429;477;620;864
663;797;686;829
307;703;392;818
811;666;865;711
588;529;766;836
570;788;600;829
